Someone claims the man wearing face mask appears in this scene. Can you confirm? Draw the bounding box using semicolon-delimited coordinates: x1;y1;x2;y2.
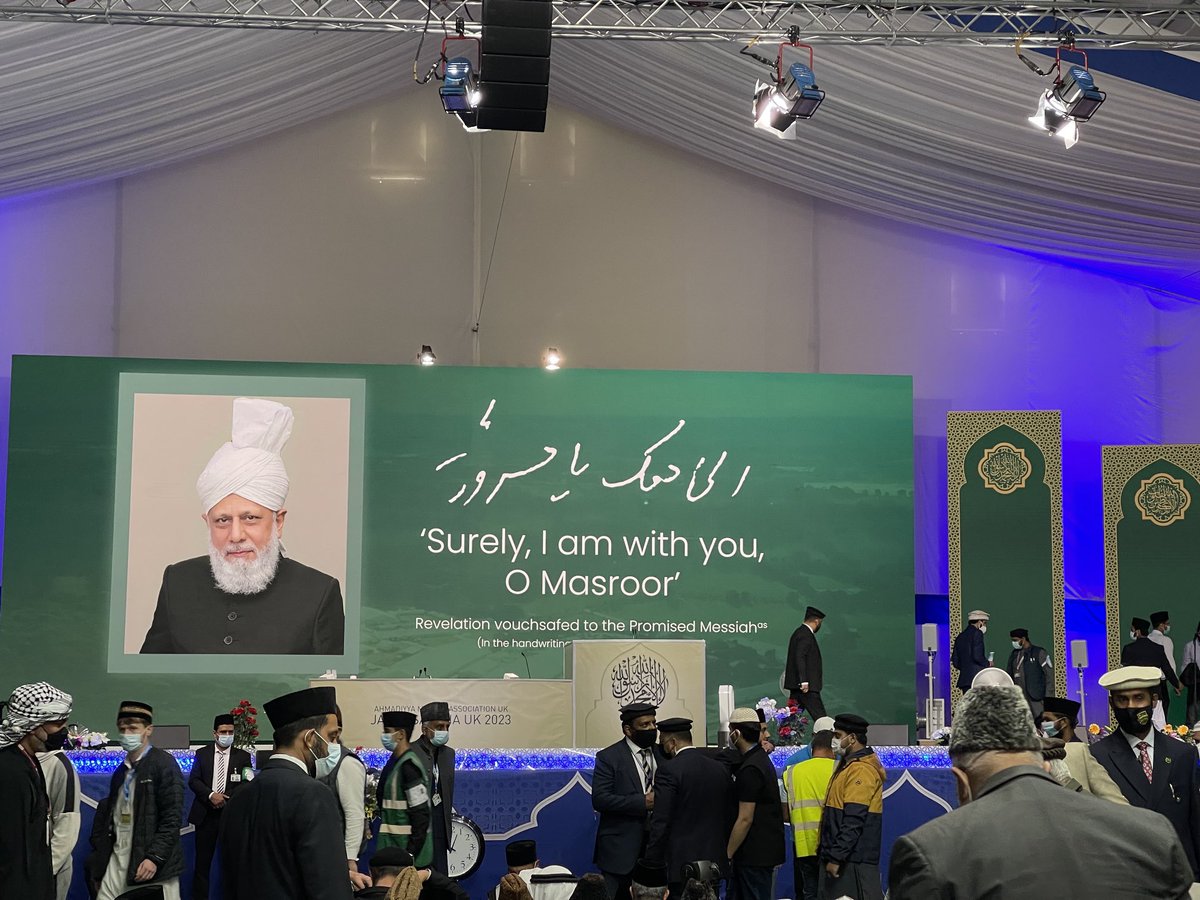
188;714;252;900
0;681;73;900
377;710;433;866
36;718;81;900
816;714;883;900
219;685;355;899
94;701;185;900
644;717;731;897
887;684;1190;898
1149;611;1179;719
1090;665;1200;879
951;610;990;693
1004;629;1053;718
725;707;785;900
592;702;664;899
1122;618;1179;731
414;702;456;875
1037;698;1127;804
321;706;371;891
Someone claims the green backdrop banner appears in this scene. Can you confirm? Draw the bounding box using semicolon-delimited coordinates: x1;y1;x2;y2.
948;411;1064;702
0;356;913;739
1103;445;1200;725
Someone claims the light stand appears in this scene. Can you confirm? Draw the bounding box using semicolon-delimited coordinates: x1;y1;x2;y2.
920;623;943;739
1071;639;1089;732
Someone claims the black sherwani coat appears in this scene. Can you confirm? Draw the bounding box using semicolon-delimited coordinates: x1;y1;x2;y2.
1090;730;1200;879
0;745;54;900
591;739;666;875
644;747;732;884
140;556;345;655
1122;637;1181;689
784;625;823;692
218;756;354;900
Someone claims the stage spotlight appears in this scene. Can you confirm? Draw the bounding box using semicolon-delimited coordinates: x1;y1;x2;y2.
542;347;562;371
440;57;481;114
417;345;437;366
748;41;824;140
1022;38;1105;149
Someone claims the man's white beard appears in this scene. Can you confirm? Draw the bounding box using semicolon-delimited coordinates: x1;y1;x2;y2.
209;530;282;595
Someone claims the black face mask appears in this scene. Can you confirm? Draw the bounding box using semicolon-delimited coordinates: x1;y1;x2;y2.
628;728;658;749
1113;705;1154;734
42;729;69;752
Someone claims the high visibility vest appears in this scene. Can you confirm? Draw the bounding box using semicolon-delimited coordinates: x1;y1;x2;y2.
782;756;836;858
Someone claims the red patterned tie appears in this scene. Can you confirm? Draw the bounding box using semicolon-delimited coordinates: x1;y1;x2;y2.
1137;741;1153;784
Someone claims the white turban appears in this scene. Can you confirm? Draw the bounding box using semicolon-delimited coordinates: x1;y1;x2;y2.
197;398;294;514
0;682;73;749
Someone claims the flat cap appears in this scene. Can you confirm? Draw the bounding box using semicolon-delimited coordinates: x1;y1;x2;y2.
1151;611;1170;626
370;846;414;868
1009;628;1029;639
1131;618;1151;634
804;606;826;620
506;839;538;868
118;700;153;724
1099;666;1163;692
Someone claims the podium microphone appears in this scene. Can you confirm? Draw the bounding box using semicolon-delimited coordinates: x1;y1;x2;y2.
520;651;532;679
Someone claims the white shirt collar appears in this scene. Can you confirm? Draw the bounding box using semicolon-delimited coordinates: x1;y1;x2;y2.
269;752;310;772
805;622;816;634
1124;727;1156;754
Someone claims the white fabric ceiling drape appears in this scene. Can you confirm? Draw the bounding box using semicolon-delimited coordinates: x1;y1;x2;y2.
1;21;1197;283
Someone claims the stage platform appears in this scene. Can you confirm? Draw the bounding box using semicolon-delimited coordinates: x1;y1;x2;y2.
66;747;954;900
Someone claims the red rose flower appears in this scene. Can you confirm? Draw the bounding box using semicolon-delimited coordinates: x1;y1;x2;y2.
233;708;243;717
248;707;257;714
779;726;793;736
240;700;250;706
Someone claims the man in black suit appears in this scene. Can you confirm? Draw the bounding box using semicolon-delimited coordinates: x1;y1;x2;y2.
784;607;827;720
1122;618;1181;722
888;684;1192;899
950;609;990;693
413;701;456;875
188;714;252;900
1091;665;1200;880
140;397;345;656
592;702;664;899
219;685;354;900
645;717;732;896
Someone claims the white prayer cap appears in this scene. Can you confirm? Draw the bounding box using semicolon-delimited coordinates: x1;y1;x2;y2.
197;398;294;514
967;610;990;622
812;716;835;733
1098;666;1163;692
729;707;760;725
971;668;1015;689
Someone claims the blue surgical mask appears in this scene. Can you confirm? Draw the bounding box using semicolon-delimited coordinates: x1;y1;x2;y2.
310;732;341;778
216;734;235;749
431;730;450;747
1041;720;1059;738
119;733;145;754
381;733;397;752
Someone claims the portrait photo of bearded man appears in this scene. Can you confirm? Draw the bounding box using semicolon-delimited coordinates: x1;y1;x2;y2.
139;397;346;655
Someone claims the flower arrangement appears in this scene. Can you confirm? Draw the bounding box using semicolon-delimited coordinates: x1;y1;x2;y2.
65;724;108;751
756;697;810;747
1162;724;1191;739
1086;722;1112;743
230;699;260;750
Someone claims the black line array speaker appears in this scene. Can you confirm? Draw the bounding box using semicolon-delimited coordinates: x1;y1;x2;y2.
478;0;552;132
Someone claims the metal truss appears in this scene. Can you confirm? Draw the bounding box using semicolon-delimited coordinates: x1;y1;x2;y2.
2;0;1200;48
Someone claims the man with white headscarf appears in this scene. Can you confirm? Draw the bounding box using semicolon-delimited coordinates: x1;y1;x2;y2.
141;397;345;655
0;681;73;900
